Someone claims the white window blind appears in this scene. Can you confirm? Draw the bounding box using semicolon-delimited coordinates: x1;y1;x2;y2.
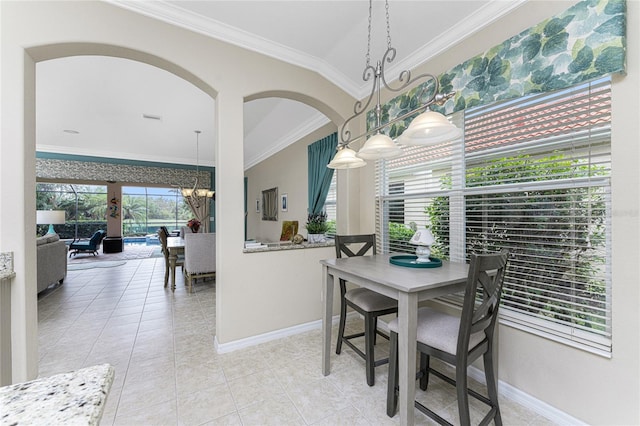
325;172;337;236
376;77;612;354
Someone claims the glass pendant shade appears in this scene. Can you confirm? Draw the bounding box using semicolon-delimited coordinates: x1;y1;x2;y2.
327;146;366;169
396;110;463;146
356;133;403;160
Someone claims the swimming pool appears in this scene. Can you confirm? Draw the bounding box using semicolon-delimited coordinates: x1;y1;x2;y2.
123;235;160;246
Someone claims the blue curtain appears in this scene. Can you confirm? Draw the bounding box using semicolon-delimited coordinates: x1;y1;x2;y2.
308;133;337;215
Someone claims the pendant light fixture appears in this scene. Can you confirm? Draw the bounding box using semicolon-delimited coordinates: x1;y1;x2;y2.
328;0;462;170
181;130;214;208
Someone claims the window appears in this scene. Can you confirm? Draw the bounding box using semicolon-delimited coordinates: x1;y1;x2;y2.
122;186;191;236
324;172;337;235
36;183;107;239
376;77;612;355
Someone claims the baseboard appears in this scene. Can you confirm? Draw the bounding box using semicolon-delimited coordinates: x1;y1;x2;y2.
213;311;358;354
467;365;586;425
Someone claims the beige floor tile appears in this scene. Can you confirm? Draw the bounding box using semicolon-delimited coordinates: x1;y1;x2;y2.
237;393;306;426
228;370;285;409
113;399;177;426
286;378;353;424
177;382;237;426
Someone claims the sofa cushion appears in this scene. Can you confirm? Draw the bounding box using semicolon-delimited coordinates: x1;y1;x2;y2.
37;233;60;246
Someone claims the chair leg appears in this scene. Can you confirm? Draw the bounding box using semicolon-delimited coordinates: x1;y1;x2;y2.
456;361;471;426
336;296;347;355
373;317;378;345
386;331;399;417
364;313;376;386
484;349;502;426
419;352;430;391
164;264;169;288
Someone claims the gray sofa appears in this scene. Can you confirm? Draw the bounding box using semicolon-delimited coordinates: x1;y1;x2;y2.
37;233;67;293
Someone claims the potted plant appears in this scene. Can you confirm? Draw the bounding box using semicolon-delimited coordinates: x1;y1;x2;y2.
306;212;328;243
187;218;201;233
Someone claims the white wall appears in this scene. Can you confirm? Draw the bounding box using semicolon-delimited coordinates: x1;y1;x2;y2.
245;122;337;242
355;1;640;424
0;0;354;381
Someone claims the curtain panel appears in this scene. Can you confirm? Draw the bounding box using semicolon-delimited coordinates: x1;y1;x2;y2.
307;133;338;215
368;0;627;138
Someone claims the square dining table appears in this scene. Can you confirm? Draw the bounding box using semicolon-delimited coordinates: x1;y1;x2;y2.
320;254;469;425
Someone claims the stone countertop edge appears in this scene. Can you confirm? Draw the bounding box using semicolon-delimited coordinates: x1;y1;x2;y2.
243;240;335;253
0;363;115;425
0;270;16;280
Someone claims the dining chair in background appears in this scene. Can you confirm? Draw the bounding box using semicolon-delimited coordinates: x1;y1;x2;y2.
386;250;509;425
183;232;216;292
334;234;398;386
157;228;183;288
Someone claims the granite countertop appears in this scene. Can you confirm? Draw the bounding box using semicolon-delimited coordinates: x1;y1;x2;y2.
243;240;335;253
0;363;115;425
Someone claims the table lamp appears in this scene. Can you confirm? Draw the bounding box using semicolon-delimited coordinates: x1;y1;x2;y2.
409;229;435;263
36;210;65;234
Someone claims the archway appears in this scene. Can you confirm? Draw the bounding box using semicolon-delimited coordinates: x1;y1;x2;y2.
20;42;219;380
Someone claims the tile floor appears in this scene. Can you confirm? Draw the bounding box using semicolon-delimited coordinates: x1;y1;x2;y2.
37;257;557;425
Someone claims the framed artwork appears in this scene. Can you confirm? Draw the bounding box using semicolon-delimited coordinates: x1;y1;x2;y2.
262;187;278;221
281;193;288;212
280;220;298;241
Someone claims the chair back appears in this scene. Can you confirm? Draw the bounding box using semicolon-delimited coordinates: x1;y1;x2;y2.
458;250;509;356
157;228;169;259
335;234;376;259
90;230;107;247
184;233;216;274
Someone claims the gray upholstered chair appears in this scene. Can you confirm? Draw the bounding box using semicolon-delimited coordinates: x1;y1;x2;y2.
386;250;509;425
335;234;398;386
158;228;183;288
183;232;216;292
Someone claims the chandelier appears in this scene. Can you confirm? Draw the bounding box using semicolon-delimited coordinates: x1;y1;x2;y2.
327;0;462;169
181;130;214;208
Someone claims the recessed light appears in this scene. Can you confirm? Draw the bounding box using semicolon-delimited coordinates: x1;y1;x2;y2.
63;129;79;134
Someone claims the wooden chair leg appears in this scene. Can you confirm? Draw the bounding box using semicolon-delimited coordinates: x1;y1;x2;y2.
386;331;398;417
365;313;376;386
456;362;471;426
336;296;347;355
419;352;430;391
484;349;502;426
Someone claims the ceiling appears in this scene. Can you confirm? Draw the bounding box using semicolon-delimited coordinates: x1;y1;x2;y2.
36;0;526;171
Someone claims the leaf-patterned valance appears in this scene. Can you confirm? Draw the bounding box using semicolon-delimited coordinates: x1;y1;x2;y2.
372;0;626;139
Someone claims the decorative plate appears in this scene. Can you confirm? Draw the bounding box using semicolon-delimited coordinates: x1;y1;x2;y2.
389;255;442;268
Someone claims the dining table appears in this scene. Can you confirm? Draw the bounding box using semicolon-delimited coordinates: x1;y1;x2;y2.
320;254;469;426
166;236;185;291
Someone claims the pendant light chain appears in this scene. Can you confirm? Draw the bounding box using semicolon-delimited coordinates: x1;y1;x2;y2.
385;0;392;50
365;0;373;69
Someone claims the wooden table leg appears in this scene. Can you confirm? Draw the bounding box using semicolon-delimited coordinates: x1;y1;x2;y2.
169;251;177;291
322;266;334;376
398;292;418;426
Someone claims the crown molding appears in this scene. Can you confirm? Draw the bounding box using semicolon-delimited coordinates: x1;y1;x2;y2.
244;112;330;171
108;0;526;101
106;0;361;97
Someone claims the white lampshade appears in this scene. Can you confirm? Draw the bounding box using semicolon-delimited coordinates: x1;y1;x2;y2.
409;229;435;263
327;146;367;169
356;133;403;160
409;229;435;246
36;210;65;234
396;110;463;146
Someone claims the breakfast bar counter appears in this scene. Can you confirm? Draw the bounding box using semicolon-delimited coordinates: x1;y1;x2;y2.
0;363;114;425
